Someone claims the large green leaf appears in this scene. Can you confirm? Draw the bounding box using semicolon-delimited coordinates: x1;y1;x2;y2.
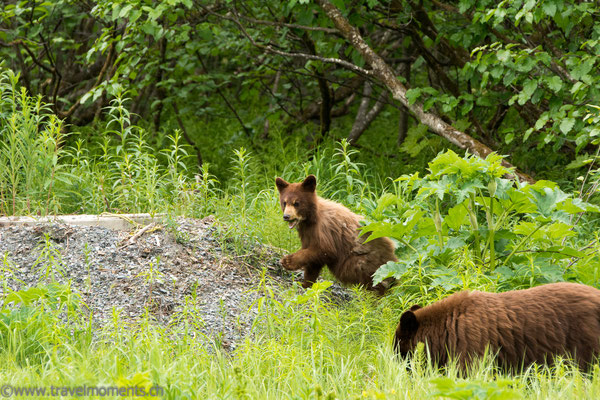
445;202;469;231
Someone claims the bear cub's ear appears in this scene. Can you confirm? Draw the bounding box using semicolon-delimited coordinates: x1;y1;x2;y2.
301;175;317;192
409;305;422;312
275;177;289;192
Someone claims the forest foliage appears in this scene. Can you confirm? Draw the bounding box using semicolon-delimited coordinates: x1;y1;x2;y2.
0;0;599;180
2;1;600;398
2;0;600;290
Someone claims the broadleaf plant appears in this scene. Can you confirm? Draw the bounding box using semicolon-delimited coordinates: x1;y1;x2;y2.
363;150;600;291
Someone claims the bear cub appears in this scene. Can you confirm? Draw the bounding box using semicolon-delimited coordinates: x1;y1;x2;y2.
275;175;397;294
394;282;600;371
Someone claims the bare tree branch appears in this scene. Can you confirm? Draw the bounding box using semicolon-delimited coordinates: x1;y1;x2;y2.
262;69;282;139
1;39;54;74
202;6;374;78
58;42;115;120
316;0;534;183
236;13;339;34
196;51;252;138
173;101;203;166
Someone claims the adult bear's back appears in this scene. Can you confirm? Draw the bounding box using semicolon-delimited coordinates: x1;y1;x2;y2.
396;283;600;371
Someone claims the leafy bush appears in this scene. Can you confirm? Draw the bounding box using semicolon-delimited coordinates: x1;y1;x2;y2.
365;150;600;294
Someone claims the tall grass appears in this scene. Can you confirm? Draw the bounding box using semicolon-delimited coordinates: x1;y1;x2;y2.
2;265;600;399
0;66;223;217
0;68;66;215
63;94;197;215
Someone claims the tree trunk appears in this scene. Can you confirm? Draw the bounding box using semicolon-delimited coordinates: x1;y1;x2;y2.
348;81;388;144
302;32;333;144
262;69;282;139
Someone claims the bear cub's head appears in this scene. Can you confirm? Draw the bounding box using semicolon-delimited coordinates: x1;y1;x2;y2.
394;304;422;358
275;175;318;229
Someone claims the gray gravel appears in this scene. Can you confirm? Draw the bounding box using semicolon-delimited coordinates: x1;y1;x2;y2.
0;217;351;350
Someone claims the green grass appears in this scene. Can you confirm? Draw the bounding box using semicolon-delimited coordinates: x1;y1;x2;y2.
3;279;600;399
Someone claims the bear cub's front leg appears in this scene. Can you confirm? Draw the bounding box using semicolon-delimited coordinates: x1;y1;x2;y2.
302;265;323;288
280;248;317;271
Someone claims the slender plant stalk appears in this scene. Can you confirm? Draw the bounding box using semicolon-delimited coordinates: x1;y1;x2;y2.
502;221;550;267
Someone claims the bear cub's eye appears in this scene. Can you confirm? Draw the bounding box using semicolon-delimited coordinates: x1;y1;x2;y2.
294;201;299;207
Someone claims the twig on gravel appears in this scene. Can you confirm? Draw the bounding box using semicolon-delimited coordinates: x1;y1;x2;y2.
233;253;252;259
63;227;75;252
119;222;160;248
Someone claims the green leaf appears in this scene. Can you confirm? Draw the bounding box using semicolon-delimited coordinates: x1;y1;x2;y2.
372;193;397;216
506;189;537;214
496;49;511;62
495;265;516;281
571;58;595;80
444;236;467;250
493;179;513;200
545;222;576;239
458;0;472;13
513;221;541;237
557;198;600;214
129;9;142;23
405;88;421;105
372;261;408;285
414;218;437;239
361;210;424;242
546;76;562;93
4;286;48;305
543;245;584;258
535;113;550;130
503;69;516;86
420;180;450;201
445;203;469;231
528;186;569;217
429;267;461;290
538;261;565;282
559;118;575;135
570;81;585;94
542;1;557;17
518;79;537;105
505;132;514;144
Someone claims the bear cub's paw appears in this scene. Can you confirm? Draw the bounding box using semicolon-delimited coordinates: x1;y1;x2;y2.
280;254;301;271
301;280;313;289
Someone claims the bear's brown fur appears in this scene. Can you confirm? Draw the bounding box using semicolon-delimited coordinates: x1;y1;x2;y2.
275;175;397;294
394;282;600;371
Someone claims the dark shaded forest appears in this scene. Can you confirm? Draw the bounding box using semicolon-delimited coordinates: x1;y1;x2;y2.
1;0;599;186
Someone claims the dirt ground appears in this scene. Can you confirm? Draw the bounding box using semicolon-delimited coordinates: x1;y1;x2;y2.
0;217;350;350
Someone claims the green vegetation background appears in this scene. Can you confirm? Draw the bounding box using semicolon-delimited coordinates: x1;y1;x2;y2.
2;65;600;399
1;0;600;396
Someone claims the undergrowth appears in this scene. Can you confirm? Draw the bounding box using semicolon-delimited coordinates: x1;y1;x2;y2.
2;268;600;399
3;65;600;399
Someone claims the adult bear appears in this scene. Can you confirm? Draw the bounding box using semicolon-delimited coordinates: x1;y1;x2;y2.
394;282;600;371
275;175;397;294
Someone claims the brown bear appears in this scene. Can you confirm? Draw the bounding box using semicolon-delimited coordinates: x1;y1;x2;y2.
275;175;397;294
394;282;600;371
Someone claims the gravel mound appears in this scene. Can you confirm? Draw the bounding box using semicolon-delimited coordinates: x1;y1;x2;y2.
0;217;351;349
